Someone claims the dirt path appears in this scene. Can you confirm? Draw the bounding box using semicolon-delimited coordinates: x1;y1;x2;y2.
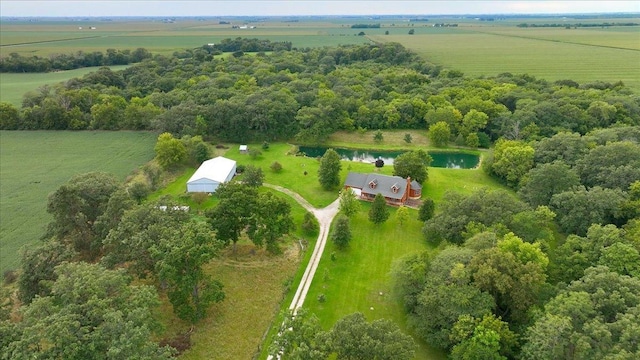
263;183;340;312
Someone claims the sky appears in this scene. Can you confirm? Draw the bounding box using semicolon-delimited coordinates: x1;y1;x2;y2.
1;1;639;17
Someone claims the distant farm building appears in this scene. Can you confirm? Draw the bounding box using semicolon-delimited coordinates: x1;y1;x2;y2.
186;156;237;193
343;172;421;206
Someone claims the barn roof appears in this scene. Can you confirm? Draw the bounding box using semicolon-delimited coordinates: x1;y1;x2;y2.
187;156;236;184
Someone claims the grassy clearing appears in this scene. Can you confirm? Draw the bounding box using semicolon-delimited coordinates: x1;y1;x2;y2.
0;130;156;272
373;26;640;92
325;129;432;150
0;65;129;107
149;169;318;359
304;205;446;359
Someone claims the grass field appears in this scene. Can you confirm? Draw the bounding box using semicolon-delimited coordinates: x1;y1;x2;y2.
304;204;445;359
0;131;156;272
0;65;129;107
373;24;640;91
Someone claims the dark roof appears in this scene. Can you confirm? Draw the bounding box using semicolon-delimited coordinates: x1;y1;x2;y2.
363;173;407;200
410;180;422;190
344;172;369;188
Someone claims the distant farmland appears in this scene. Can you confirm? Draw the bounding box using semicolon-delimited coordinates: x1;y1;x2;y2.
0;131;156;272
372;24;640;91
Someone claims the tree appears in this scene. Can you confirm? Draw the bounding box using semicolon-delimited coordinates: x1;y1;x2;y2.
339;189;360;217
102;201;190;279
154;221;225;323
206;183;258;252
18;240;75;304
329;313;416;360
332;215;351;249
5;262;174;360
404;133;412;143
575;141;640;191
396;205;409;226
423;189;527;244
533;132;590;166
490;139;535;187
45;171;121;260
90;94;127;130
393;149;432;183
550;186;627;236
243;165;264;187
0;102;20;130
247;192;294;254
268;308;327;360
318;148;342;190
521;266;640;360
154;132;186;169
450;314;517;360
418;197;435;221
408;29;415;35
429;121;451;147
374;129;384;142
468;245;547;325
369;193;390;224
518;161;580;207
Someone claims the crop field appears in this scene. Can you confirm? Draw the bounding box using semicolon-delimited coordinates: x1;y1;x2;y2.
373;23;640;91
0;65;129;107
0;131;156;272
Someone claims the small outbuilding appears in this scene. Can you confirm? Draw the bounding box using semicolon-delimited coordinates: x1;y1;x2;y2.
186;156;237;193
239;144;248;154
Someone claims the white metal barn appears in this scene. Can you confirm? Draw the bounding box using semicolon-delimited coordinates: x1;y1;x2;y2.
186;156;237;193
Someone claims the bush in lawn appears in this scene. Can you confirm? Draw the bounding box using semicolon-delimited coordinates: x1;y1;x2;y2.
302;211;319;236
270;161;283;173
191;192;208;205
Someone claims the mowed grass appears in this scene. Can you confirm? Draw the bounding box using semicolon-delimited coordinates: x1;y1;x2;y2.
0;65;129;107
0;131;156;272
373;26;640;92
304;205;446;359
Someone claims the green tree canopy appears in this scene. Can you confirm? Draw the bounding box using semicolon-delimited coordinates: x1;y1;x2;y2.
154;132;186;170
393;149;432;183
3;262;173;360
332;215;352;249
318;148;342;190
369;193;390;224
429;121;452;147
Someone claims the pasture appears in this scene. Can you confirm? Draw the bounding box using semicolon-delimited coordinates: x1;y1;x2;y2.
0;65;129;107
0;131;156;272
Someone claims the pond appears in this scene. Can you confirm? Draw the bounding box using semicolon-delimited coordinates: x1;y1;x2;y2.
298;146;480;169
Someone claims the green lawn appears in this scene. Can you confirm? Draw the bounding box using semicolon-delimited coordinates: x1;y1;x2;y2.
0;131;156;272
304;205;446;359
0;65;129;107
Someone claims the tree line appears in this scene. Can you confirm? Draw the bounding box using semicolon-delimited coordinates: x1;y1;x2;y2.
0;48;152;73
2;41;637;147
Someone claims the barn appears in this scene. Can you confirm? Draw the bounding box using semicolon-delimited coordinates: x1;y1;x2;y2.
186;156;237;193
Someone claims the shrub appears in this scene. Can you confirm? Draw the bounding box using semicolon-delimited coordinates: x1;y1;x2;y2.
270;161;283;173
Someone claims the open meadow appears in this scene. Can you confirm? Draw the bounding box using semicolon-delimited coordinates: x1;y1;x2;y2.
0;131;156;272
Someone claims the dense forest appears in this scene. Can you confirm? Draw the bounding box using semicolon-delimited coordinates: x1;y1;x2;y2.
2;40;638;146
1;40;640;359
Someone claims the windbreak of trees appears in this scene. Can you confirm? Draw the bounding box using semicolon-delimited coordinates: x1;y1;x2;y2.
2;41;639;146
0;48;152;73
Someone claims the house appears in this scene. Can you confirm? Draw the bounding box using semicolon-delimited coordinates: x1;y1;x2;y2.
343;172;422;206
239;144;248;154
186;156;237;193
